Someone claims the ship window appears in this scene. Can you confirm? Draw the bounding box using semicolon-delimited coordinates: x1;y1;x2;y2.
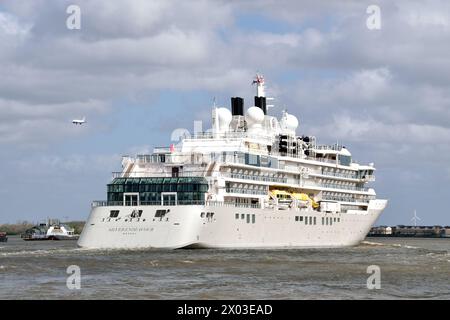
108;177;208;206
309;217;313;225
305;217;308;225
322;217;324;225
131;210;143;218
252;214;255;224
235;213;239;219
300;216;303;222
339;155;352;166
326;217;329;225
109;210;119;218
330;218;333;226
201;212;205;218
245;153;260;166
155;209;166;218
295;216;299;222
314;217;317;225
246;214;250;223
334;218;336;222
338;218;340;223
241;214;245;219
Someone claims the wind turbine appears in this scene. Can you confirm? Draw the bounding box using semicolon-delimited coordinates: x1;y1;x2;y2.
411;210;421;227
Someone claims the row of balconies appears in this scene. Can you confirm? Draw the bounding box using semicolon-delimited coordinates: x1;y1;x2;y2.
225;187;267;196
223;172;369;192
322;194;374;203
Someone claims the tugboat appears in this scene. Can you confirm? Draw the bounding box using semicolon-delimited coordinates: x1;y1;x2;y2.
0;232;7;242
21;219;79;241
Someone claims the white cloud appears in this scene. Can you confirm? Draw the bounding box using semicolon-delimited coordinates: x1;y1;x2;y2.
16;153;120;175
0;11;30;35
328;68;392;102
325;115;450;145
0;98;109;145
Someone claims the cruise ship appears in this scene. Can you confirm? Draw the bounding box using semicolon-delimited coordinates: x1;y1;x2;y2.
78;74;387;249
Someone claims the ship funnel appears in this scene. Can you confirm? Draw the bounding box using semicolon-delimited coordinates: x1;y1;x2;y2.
254;96;267;115
231;97;244;116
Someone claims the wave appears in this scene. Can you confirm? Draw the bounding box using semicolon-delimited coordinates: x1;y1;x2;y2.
362;240;421;250
361;240;385;246
1;246;190;258
181;260;194;264
0;247;92;257
362;240;450;263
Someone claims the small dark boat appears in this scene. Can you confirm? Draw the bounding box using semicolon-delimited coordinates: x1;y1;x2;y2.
0;232;8;242
21;225;48;241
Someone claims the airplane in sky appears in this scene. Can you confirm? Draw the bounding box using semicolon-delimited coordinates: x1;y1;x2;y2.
72;116;86;125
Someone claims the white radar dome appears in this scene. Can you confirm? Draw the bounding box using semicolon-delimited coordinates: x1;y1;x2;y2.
280;112;299;134
217;107;232;132
285;114;298;131
246;106;265;126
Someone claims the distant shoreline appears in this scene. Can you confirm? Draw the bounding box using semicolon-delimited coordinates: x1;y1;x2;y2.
369;225;450;238
367;235;450;239
0;221;85;235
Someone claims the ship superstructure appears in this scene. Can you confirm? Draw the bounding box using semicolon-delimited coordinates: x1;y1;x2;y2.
78;74;387;249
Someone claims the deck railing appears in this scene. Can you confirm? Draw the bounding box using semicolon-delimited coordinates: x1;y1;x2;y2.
317;171;359;179
223;172;287;184
322;196;370;203
321;183;368;192
92;200;261;208
225;187;267;195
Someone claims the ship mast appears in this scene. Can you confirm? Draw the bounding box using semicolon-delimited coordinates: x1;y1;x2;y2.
253;73;265;97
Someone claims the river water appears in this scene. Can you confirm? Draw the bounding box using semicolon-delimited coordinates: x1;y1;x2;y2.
0;236;449;299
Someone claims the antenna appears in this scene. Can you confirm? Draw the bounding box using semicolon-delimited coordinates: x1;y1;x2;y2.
252;73;265;97
411;210;421;227
252;72;276;114
266;97;275;110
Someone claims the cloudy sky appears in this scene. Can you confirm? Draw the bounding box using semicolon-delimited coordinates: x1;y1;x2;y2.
0;0;449;225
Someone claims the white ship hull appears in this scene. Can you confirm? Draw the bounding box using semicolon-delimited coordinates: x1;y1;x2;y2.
78;200;387;249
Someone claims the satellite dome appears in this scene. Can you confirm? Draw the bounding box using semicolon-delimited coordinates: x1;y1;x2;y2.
246;106;265;125
284;113;298;131
280;112;299;133
217;107;232;132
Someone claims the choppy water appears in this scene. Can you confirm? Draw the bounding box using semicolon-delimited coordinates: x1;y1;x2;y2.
0;236;449;299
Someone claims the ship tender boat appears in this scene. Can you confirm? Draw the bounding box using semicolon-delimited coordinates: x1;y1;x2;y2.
22;219;79;241
78;74;387;249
